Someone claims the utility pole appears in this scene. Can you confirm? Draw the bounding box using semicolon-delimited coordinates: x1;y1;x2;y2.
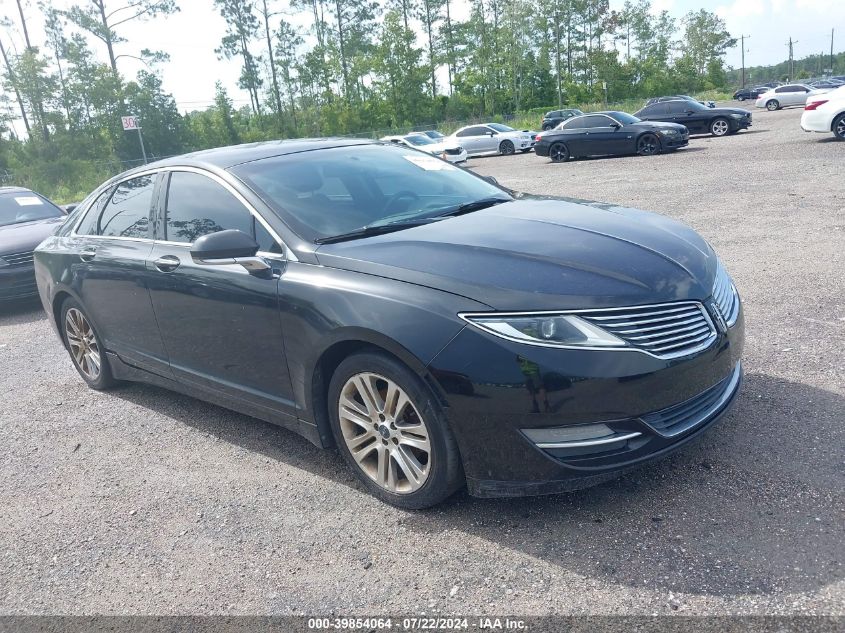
740;35;750;88
788;37;797;81
831;29;835;77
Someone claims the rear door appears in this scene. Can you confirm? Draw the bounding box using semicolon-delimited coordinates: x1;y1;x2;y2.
145;169;296;416
72;173;169;375
776;85;809;106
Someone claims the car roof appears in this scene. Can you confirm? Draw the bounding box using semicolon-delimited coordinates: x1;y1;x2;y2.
0;186;33;196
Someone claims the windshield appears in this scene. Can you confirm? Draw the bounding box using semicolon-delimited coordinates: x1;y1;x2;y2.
610;112;641;124
232;144;511;242
404;135;436;146
488;123;515;132
0;192;63;227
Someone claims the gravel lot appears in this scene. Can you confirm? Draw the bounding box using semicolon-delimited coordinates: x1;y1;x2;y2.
1;103;843;617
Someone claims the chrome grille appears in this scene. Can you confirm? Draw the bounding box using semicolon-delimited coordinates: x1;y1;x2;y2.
2;251;34;267
578;302;716;359
713;263;739;326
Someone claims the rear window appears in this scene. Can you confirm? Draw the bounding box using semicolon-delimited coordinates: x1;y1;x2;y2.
0;192;63;227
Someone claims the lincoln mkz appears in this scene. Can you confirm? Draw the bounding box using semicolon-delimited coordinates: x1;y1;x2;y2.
34;140;744;508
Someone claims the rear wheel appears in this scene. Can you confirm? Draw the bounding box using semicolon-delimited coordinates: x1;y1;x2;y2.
766;99;779;111
710;117;730;137
636;133;660;156
549;142;570;163
328;352;463;509
499;140;515;155
60;298;116;390
833;114;845;141
737;95;745;102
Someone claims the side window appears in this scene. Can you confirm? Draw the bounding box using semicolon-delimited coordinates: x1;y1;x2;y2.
76;187;114;236
98;175;155;239
579;115;612;128
165;171;252;243
667;101;688;114
455;128;473;137
562;118;584;129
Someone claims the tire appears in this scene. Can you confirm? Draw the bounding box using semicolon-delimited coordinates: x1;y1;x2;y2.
542;124;552;131
499;140;515;156
60;298;117;390
328;352;464;509
766;99;779;111
738;96;745;102
833;114;845;141
636;133;660;156
549;142;570;163
710;117;730;137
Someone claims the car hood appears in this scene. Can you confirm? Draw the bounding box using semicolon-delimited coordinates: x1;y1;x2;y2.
633;121;689;131
707;107;751;116
315;196;718;311
0;217;64;255
422;141;463;153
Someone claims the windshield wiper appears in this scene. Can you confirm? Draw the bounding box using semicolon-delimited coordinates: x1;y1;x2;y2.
314;217;441;244
434;196;511;218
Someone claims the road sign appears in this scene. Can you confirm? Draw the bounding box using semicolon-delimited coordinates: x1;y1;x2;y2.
121;115;139;131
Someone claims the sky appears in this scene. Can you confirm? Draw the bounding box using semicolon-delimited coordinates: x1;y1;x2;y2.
0;0;842;131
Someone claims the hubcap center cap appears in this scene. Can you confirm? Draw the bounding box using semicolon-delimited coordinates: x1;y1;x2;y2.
378;424;391;440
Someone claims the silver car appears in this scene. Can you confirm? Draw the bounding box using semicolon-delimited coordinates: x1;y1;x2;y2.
755;84;829;111
448;123;535;156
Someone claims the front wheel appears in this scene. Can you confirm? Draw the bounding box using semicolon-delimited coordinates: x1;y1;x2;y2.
710;117;730;137
499;140;515;155
833;114;845;141
737;95;745;102
60;298;117;390
766;99;779;111
637;133;660;156
328;352;464;509
549;142;570;163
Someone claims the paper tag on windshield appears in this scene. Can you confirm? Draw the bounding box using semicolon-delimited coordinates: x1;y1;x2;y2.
403;154;456;171
14;196;44;206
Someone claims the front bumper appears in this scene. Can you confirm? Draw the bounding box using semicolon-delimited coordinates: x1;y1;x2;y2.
660;133;689;149
429;303;744;497
441;149;468;163
0;264;38;301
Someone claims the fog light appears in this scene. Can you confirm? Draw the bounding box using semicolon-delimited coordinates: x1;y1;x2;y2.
522;423;641;449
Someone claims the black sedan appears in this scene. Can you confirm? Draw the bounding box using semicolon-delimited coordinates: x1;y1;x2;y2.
635;100;752;137
34;140;743;508
1;187;66;302
541;108;584;130
534;111;689;162
733;87;767;101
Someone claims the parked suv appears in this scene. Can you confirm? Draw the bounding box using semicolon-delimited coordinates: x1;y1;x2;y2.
541;109;584;130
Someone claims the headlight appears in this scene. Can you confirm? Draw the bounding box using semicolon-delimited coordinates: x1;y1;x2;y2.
729;113;744;119
661;129;679;135
461;313;627;348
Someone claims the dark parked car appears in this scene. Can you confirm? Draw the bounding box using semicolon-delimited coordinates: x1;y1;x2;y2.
534;111;689;162
1;187;66;302
35;140;744;508
733;87;767;101
635;100;752;137
541;108;584;130
809;79;844;90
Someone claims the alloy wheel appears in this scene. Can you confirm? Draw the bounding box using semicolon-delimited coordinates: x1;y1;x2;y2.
711;119;729;136
500;141;515;155
338;372;431;494
835;116;845;140
65;308;101;381
550;142;569;163
766;100;778;111
637;134;659;156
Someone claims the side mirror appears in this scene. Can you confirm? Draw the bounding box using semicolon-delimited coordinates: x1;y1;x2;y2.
610;122;621;130
481;175;500;186
190;229;270;273
488;131;496;136
63;204;78;214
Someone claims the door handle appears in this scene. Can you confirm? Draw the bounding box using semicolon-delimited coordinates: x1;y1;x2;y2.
79;247;97;262
154;255;181;273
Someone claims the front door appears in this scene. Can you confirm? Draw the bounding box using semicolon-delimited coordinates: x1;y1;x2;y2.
73;173;169;375
145;169;296;416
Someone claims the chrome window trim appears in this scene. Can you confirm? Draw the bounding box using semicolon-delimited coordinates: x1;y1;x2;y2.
535;431;642;450
70;165;297;262
459;300;719;360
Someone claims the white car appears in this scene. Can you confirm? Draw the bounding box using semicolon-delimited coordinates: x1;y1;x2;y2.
755;83;830;111
380;134;468;163
448;123;535;156
801;85;845;141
